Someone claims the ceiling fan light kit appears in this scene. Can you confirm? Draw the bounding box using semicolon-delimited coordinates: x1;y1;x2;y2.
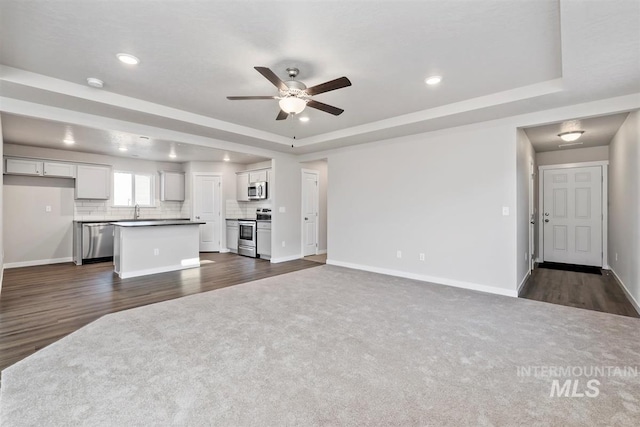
227;66;351;120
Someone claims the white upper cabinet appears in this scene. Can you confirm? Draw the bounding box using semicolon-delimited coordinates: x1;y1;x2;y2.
249;169;267;183
236;172;250;201
160;171;185;201
5;158;43;176
43;161;76;178
75;165;110;200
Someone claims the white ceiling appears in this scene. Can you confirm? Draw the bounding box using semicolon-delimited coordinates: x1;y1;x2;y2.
1;113;268;164
0;0;639;157
523;112;630;153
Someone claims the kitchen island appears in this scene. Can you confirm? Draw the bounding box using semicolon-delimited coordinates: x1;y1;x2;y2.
111;220;204;279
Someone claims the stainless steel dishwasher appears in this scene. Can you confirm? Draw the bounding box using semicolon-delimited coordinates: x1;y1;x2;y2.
80;223;114;264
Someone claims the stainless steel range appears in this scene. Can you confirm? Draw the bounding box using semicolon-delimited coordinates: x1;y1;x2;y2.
238;220;257;257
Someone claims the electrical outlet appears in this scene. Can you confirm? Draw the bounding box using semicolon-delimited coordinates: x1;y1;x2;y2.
397;250;402;259
419;253;425;261
45;205;52;212
282;241;286;247
154;248;159;256
279;207;286;213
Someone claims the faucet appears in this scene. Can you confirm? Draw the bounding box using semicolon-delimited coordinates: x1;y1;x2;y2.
134;204;140;220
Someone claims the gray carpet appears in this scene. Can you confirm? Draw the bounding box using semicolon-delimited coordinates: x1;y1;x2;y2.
2;265;639;426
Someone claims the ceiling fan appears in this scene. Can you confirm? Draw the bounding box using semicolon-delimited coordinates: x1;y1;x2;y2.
227;67;351;120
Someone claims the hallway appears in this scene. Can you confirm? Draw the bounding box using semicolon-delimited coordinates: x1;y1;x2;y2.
520;266;639;318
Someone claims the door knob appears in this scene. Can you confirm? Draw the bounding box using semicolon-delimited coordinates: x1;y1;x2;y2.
305;217;308;220
544;213;550;216
544;219;549;223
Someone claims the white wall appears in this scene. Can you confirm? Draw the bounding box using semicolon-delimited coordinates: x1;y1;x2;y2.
536;145;609;166
0;116;4;291
608;110;640;311
301;159;328;253
3;176;75;266
516;129;536;292
327;125;518;296
271;156;302;262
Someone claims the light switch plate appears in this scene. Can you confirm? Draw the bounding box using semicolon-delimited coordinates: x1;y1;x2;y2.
279;207;286;213
502;207;510;216
45;205;52;212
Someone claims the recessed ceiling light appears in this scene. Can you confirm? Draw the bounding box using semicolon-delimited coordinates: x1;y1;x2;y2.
558;131;585;142
119;147;128;152
169;153;177;159
223;155;230;162
299;117;310;122
63;139;75;145
86;77;104;88
117;53;140;65
425;76;442;85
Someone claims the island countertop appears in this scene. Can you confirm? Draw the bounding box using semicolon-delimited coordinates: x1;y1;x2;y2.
111;220;205;227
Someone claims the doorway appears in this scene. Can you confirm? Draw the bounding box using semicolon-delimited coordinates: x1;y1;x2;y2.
538;162;608;267
192;174;222;252
301;169;319;257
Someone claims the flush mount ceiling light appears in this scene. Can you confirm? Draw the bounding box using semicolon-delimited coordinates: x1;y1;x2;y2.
116;53;140;65
425;75;442;85
299;116;310;122
86;77;104;88
63;139;75;145
558;131;585;142
223;155;230;162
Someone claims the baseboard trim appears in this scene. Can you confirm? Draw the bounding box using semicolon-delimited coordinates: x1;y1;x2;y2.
317;249;327;255
610;268;640;315
270;254;302;264
517;271;531;296
117;264;199;279
326;260;518;297
4;257;74;269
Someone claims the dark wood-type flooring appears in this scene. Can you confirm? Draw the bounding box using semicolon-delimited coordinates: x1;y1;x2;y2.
0;253;320;373
520;266;639;318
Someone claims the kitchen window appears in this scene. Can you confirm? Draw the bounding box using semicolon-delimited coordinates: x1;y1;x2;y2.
113;171;155;207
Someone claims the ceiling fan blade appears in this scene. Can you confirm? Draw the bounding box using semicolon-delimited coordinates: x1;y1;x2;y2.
226;96;277;100
306;99;344;116
254;67;288;91
276;110;289;120
305;77;351;96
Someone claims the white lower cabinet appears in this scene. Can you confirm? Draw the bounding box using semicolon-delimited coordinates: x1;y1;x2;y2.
257;221;271;259
226;220;238;252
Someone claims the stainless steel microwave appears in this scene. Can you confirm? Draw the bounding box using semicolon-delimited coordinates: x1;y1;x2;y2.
248;181;267;200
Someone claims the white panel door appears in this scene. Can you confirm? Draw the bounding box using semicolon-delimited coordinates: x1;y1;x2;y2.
302;171;319;256
543;166;602;266
194;175;221;252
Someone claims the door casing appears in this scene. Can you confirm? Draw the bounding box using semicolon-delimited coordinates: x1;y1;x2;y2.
537;161;609;269
192;173;222;252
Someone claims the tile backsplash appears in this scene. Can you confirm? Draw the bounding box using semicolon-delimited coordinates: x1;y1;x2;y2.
225;200;271;219
74;200;190;221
